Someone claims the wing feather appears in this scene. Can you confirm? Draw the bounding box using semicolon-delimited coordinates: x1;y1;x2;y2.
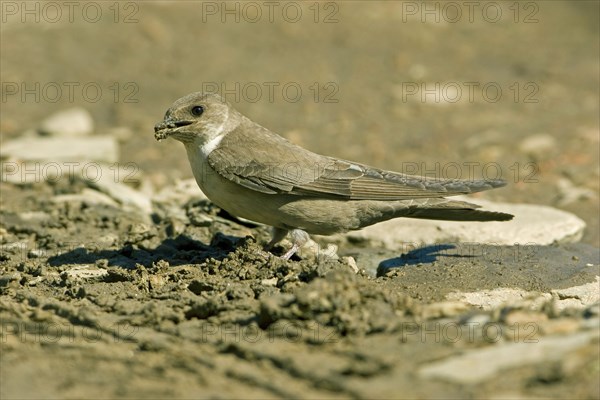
208;122;506;200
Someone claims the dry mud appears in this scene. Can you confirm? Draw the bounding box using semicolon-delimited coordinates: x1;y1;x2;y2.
1;190;599;399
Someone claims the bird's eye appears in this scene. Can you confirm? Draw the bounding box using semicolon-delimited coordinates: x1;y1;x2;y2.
191;105;204;117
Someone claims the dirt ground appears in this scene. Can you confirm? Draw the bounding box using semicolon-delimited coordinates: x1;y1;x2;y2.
1;1;599;399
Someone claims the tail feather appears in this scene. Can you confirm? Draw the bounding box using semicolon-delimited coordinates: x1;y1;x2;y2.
402;199;514;222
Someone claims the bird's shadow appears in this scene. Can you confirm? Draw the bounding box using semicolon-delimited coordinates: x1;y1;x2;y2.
377;244;477;276
47;232;244;269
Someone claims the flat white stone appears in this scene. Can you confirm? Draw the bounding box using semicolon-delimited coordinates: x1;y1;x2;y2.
65;265;108;280
17;211;51;222
447;276;600;312
551;276;600;310
518;133;557;157
2;159;151;216
39;108;94;137
1;136;118;163
447;288;552;311
51;188;119;208
343;198;585;249
89;174;153;215
419;331;598;384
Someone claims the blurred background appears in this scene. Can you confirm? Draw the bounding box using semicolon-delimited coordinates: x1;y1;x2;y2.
2;0;599;245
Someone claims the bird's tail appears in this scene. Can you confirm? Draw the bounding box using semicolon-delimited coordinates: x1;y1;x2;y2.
401;199;514;222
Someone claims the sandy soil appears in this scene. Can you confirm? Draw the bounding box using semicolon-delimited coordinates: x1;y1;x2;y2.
1;1;599;399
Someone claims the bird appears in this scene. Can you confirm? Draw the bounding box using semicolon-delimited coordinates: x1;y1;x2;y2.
154;92;513;259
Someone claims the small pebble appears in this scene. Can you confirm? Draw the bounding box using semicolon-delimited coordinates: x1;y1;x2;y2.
39;107;94;137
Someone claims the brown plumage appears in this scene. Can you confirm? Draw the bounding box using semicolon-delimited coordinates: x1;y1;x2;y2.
155;92;513;258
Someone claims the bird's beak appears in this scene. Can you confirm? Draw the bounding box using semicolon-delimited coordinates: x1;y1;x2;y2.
154;119;193;141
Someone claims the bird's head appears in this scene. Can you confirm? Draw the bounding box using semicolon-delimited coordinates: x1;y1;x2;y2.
154;92;238;145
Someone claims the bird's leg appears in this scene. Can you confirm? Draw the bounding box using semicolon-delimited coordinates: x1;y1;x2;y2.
281;229;310;260
265;227;289;251
265;228;310;260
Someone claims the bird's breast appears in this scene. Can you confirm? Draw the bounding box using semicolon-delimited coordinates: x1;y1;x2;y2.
181;143;380;235
183;143;289;226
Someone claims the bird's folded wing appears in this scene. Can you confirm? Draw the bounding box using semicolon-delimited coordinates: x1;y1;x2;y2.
208;125;506;200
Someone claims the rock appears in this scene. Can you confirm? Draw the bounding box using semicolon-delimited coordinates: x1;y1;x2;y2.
89;175;152;216
152;179;207;225
446;276;600;313
420;301;470;319
97;234;119;248
64;265;108;280
1;159;150;215
418;330;598;384
126;223;154;244
555;178;597;206
551;276;600;311
17;211;51;222
188;212;213;227
583;303;599;318
50;188;120;208
27;249;46;258
0;241;28;253
148;274;166;290
446;288;551;311
540;318;581;335
166;218;187;236
502;310;548;326
2;156;151;215
296;239;339;262
463;313;492;326
261;277;278;286
0;272;22;288
152;178;207;207
39;108;94;137
519;133;557;159
343;256;359;274
343;198;585;249
1;136;118;163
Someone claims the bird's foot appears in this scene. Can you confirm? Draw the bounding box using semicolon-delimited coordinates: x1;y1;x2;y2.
281;243;300;260
264;227;311;260
279;229;310;260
